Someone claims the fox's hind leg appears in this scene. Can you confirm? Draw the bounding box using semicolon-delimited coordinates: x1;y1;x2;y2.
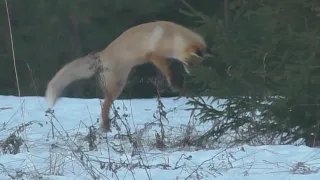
101;94;113;132
99;73;126;132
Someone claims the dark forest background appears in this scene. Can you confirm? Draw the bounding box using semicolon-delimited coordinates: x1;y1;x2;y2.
0;0;217;99
2;0;320;147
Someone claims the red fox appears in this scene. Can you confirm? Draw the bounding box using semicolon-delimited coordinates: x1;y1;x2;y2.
45;21;212;132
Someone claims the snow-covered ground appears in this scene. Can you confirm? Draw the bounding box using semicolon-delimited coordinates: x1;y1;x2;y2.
0;95;319;180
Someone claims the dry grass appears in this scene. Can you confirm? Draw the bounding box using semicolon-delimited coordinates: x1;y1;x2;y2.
3;2;320;179
0;94;320;180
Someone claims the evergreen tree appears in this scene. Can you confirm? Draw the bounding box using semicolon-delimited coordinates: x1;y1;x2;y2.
181;0;320;147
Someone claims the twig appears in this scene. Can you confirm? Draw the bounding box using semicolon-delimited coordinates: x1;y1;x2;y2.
184;148;228;180
0;107;12;111
5;0;20;97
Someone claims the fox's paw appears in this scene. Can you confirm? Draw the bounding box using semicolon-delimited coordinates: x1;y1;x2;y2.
99;121;112;133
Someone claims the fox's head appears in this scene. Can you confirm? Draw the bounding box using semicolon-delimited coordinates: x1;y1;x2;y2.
179;44;213;74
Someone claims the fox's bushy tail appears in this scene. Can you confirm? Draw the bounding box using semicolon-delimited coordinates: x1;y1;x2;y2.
45;53;99;108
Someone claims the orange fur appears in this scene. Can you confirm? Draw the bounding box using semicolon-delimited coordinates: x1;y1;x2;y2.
45;21;212;132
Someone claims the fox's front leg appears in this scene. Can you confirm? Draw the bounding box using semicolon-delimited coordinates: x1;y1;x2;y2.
148;54;182;90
